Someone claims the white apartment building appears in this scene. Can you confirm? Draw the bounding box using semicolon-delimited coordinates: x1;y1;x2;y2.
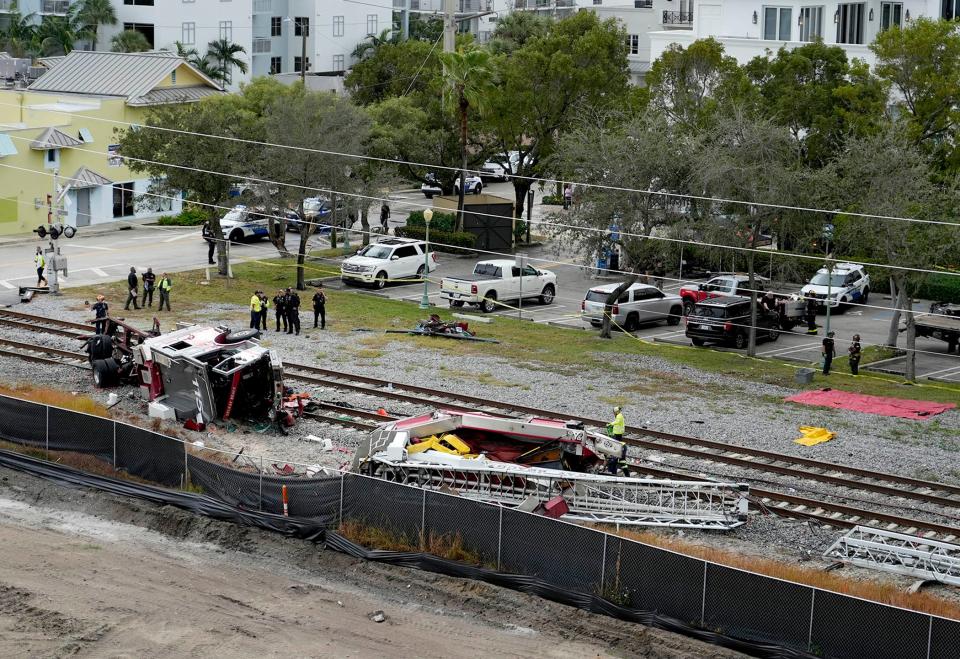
649;1;954;67
104;0;391;89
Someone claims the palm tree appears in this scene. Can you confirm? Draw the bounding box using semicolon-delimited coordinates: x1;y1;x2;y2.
440;47;494;230
110;28;150;53
34;15;82;56
206;38;247;85
0;4;39;58
350;28;395;62
76;0;117;51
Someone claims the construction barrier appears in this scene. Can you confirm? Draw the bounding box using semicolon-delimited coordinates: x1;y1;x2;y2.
0;394;957;659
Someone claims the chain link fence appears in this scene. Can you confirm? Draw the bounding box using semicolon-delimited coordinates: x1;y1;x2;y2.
0;394;957;658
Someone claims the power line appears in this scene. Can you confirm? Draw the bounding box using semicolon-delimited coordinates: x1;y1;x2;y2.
0;97;956;229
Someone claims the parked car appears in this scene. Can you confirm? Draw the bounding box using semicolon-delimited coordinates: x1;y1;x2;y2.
420;173;483;198
340;237;438;289
441;259;556;313
286;197;335;234
678;273;770;316
202;205;297;243
581;283;682;331
685;296;780;349
480;158;509;182
800;262;870;310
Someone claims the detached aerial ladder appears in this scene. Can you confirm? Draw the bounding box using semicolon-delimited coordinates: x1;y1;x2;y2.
358;427;749;530
825;526;960;586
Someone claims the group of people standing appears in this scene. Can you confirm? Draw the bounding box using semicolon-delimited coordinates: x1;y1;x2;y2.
123;266;172;311
250;285;327;335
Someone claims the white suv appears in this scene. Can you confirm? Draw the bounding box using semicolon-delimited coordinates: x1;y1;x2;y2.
341;238;439;289
800;263;870;310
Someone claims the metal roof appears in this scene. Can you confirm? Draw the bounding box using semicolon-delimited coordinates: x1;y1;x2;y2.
30;127;83;149
67;166;113;189
28;50;223;102
37;56;65;69
129;85;224;106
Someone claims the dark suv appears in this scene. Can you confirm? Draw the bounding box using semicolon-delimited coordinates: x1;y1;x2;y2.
685;296;780;349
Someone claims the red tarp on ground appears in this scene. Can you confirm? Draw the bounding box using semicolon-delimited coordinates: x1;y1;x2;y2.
785;389;956;420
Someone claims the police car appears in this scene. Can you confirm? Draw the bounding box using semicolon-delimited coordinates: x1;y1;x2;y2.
203;206;298;243
800;263;870;310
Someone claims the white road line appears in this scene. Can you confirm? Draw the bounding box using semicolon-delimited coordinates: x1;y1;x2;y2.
0;280;13;289
921;363;960;378
162;232;200;243
759;344;816;357
60;244;114;251
91;268;109;277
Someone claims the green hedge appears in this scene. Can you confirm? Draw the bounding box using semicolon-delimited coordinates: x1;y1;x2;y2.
542;195;563;205
406;210;458;232
394;225;476;254
157;207;207;226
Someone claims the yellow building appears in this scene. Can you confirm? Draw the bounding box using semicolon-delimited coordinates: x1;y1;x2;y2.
0;51;224;237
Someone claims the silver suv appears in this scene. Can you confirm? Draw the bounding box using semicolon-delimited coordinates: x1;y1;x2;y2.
341;238;439;289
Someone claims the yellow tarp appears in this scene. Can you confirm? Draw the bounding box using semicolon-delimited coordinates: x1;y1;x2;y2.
794;426;835;446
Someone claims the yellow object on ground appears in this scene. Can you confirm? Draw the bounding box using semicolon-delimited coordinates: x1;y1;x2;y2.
794;426;835;446
407;433;474;456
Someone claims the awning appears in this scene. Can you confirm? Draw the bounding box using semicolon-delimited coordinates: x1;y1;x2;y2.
67;166;113;189
30;126;83;149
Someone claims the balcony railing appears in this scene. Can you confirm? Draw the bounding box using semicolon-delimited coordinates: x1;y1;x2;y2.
662;10;693;25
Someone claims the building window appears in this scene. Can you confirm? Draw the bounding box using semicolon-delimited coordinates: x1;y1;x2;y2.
44;148;59;169
333;54;344;70
294;56;310;73
270;56;282;74
626;34;639;55
943;0;960;20
171;70;176;84
253;0;270;10
836;3;865;44
219;21;233;41
880;2;903;30
367;14;377;35
333;15;344;37
113;182;135;218
295;16;309;37
253;38;271;53
182;22;195;45
123;22;154;47
124;0;154;5
271;16;282;36
182;0;194;3
798;6;823;41
763;6;792;40
593;0;602;4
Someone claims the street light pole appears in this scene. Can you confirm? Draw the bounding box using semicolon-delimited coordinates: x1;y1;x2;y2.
420;209;433;309
300;23;307;86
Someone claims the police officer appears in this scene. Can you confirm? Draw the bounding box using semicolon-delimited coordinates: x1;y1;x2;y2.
249;290;262;329
34;247;47;287
92;295;108;334
157;273;172;311
822;330;836;375
286;287;301;335
313;284;326;329
141;267;156;308
805;296;818;335
273;289;288;332
848;333;862;376
380;203;390;234
124;267;140;310
259;292;270;330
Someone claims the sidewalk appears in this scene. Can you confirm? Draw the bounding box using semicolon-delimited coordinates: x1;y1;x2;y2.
0;218;161;248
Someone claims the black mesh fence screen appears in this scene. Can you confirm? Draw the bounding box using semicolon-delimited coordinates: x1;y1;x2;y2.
265;475;342;521
114;423;185;487
499;508;604;594
703;564;812;651
188;454;264;510
616;538;706;623
341;474;424;543
424;490;500;567
811;590;930;659
0;397;46;447
48;408;113;461
930;616;960;659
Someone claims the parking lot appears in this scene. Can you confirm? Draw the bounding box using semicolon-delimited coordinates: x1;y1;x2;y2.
324;239;960;383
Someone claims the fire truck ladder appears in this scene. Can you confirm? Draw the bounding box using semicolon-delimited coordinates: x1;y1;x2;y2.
824;526;960;586
371;459;749;530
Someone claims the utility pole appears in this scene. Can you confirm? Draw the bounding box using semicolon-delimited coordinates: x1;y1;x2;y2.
300;21;307;86
401;0;410;40
443;0;456;53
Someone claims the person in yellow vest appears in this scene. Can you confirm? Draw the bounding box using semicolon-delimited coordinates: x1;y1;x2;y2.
34;247;47;287
249;290;262;329
606;406;627;475
157;273;172;311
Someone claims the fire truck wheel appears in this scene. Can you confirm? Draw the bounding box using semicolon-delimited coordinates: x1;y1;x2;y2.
92;358;119;388
223;329;260;343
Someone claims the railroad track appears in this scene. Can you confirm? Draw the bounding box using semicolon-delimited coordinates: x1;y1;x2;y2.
0;337;89;369
4;311;960;539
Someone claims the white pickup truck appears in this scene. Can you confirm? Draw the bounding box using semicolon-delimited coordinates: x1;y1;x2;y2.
441;259;557;313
